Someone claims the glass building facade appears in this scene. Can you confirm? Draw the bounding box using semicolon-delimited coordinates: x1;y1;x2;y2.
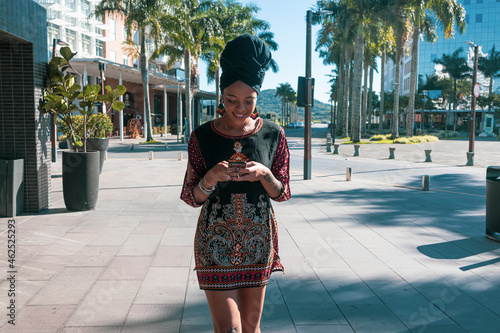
384;0;500;94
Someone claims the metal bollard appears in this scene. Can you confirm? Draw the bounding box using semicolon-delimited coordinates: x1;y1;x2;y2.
389;147;396;159
354;144;360;157
149;151;154;160
424;149;432;162
422;175;430;191
178;152;183;161
346;167;352;181
130;144;134;151
333;144;339;155
165;143;168;150
466;152;474;166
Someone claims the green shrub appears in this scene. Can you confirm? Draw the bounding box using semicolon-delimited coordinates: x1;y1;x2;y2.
436;130;460;139
370;134;387;141
58;114;113;142
393;135;439;144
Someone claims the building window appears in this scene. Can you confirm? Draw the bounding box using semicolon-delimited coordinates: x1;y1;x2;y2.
122;55;128;66
109;50;116;62
465;14;469;23
47;22;59;45
66;29;77;51
122;25;127;41
464;0;470;4
95;26;103;36
82;35;91;54
477;0;483;3
67;0;76;11
108;18;116;41
476;13;483;23
96;40;103;57
82;0;90;16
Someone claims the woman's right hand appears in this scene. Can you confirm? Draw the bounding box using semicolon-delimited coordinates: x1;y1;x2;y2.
204;161;231;185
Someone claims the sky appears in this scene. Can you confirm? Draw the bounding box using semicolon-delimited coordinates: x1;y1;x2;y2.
198;0;381;104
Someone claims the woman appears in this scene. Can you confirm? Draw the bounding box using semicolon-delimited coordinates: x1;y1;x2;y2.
181;34;291;333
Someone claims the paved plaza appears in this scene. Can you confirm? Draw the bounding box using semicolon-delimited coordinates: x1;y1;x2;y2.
0;131;500;332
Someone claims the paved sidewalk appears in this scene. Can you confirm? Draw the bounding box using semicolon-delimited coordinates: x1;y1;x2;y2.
1;134;500;332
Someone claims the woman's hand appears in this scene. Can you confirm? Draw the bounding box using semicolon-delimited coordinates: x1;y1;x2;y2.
230;161;284;198
204;161;233;185
229;161;268;182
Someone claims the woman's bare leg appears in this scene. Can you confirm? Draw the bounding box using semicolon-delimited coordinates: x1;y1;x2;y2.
237;286;266;333
205;289;242;333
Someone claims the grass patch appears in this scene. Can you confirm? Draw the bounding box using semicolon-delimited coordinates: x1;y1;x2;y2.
393;135;439;144
139;140;162;144
341;140;371;144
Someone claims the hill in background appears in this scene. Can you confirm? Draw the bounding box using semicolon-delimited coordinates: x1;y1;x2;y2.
256;89;332;122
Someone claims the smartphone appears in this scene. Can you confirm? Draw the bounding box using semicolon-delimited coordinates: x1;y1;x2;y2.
228;161;247;168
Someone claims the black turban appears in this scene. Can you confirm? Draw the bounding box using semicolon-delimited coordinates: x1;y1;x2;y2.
220;34;272;94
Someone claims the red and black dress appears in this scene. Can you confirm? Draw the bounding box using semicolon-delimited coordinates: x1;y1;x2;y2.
181;118;291;290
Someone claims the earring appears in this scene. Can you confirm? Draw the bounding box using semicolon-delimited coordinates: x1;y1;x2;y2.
216;97;225;116
250;109;259;119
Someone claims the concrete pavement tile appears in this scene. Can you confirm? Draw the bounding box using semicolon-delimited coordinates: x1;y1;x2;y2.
7;245;47;266
60;327;121;333
134;267;189;304
140;211;172;222
167;213;199;228
29;267;103;305
181;265;212;327
117;234;162;256
43;215;85;226
39;233;95;256
151;246;192;267
17;255;72;280
0;305;76;333
295;325;355;333
160;227;196;247
120;304;182;333
100;256;151;281
108;215;142;227
179;326;213;333
132;221;168;235
0;280;45;326
66;280;141;327
68;246;120;267
88;227;134;246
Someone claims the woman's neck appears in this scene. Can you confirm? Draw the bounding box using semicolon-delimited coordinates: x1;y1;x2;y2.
218;116;258;136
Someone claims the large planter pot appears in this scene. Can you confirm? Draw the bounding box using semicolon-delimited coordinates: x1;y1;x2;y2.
87;138;109;175
62;151;99;211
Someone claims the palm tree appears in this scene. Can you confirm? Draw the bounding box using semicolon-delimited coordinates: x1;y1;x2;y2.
434;47;469;131
203;0;278;111
478;45;500;112
95;0;168;142
406;0;465;136
275;83;288;126
153;0;222;137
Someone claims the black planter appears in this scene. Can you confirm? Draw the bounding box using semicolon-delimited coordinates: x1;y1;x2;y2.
62;151;99;211
87;138;109;175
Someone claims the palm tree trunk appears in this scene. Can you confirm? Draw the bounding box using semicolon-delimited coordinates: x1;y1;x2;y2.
184;49;192;138
337;45;345;135
362;59;369;134
393;35;403;138
368;65;374;132
408;12;420;137
140;27;153;142
379;48;385;134
342;47;351;138
351;23;364;143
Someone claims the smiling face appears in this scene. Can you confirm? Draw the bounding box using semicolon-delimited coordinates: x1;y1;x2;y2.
221;80;258;126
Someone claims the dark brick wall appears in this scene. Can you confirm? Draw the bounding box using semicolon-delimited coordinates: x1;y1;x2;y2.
0;0;50;213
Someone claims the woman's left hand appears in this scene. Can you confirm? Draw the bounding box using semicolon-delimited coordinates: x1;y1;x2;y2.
229;161;269;182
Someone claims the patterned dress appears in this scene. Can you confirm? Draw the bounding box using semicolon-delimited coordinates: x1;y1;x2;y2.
181;118;291;290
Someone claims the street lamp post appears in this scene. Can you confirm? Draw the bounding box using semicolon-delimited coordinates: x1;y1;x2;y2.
466;41;479;166
304;9;332;180
50;39;69;163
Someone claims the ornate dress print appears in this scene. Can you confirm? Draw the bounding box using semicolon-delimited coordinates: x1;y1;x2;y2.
181;119;291;290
